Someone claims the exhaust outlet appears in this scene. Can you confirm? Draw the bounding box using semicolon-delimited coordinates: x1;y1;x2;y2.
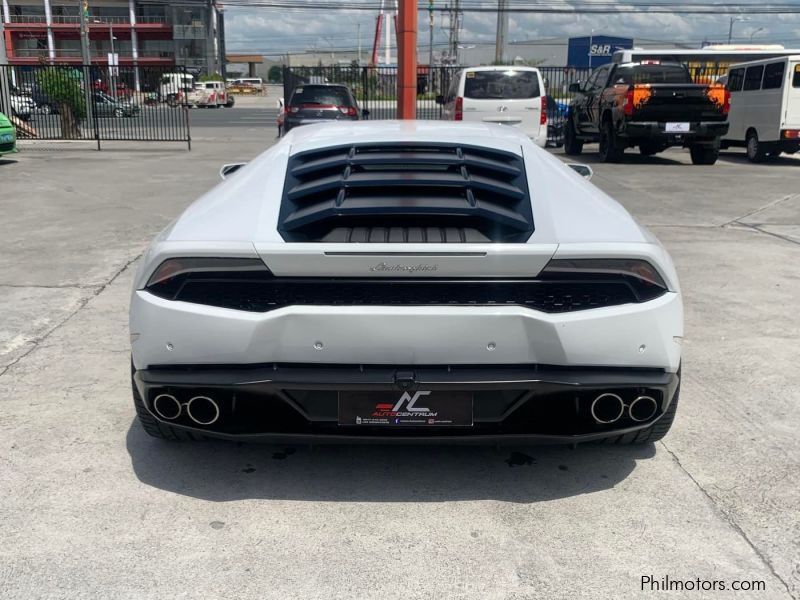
629;395;658;422
590;393;625;424
186;396;220;426
153;394;181;420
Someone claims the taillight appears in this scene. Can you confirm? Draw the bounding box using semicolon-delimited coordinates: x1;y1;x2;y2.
782;129;800;139
289;106;300;113
540;96;547;125
706;84;730;115
539;258;668;301
623;89;634;116
455;96;463;121
338;106;357;116
623;85;652;116
145;258;270;299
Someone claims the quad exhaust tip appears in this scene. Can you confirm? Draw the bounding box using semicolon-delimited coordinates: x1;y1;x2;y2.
628;395;658;422
153;393;181;421
186;395;221;426
590;393;625;424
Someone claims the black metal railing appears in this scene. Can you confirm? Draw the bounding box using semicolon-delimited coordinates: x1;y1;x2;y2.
281;64;729;146
0;64;191;149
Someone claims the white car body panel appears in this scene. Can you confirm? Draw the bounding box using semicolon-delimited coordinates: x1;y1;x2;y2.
131;120;682;377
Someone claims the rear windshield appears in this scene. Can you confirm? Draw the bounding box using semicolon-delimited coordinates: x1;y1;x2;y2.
613;64;692;85
463;70;540;100
290;86;352;106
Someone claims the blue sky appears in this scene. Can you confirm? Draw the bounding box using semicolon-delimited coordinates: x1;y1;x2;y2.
222;4;800;58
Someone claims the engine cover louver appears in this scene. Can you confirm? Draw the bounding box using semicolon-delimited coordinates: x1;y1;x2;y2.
278;143;534;243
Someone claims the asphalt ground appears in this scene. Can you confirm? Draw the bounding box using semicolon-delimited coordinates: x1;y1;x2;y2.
1;120;799;599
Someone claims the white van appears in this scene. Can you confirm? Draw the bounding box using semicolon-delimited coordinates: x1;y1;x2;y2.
437;66;547;147
722;56;800;161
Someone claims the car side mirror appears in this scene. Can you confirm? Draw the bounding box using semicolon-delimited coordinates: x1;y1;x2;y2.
566;163;593;180
362;108;370;118
220;162;246;180
435;95;445;105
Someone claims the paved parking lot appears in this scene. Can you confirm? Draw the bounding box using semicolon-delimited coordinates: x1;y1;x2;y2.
1;126;798;599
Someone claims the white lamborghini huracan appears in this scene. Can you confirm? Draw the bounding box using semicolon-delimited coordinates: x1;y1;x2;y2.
129;120;682;444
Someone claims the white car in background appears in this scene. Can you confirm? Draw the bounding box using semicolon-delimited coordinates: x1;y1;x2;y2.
129;121;682;445
437;66;548;147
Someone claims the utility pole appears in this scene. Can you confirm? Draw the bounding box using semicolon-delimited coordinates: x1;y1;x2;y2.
447;0;460;65
494;0;507;64
0;16;11;119
427;0;433;90
397;0;416;119
357;23;362;65
79;0;94;126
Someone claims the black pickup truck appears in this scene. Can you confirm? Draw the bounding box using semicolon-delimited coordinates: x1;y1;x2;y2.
564;61;730;164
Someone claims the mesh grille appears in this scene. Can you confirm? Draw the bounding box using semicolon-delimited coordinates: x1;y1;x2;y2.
278;143;534;243
173;278;637;314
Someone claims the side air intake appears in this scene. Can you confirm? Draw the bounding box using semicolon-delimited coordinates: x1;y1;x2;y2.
277;143;534;243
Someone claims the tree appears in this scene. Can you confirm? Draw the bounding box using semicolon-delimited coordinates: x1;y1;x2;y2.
268;65;283;83
199;72;224;82
35;67;85;139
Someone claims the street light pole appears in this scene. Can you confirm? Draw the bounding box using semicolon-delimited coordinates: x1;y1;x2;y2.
727;17;750;44
79;0;95;127
109;22;117;100
427;0;433;91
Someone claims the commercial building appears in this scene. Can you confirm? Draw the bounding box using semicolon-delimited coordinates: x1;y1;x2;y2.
1;0;225;74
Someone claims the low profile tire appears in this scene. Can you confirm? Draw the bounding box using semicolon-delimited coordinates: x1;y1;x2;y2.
563;118;583;156
599;379;680;445
598;119;624;163
746;130;769;163
690;145;719;165
131;367;201;441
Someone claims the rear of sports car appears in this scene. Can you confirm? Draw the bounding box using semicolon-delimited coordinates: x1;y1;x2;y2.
130;122;682;445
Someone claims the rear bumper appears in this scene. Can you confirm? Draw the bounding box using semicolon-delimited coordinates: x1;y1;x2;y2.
623;121;729;142
133;364;680;444
130;290;683;372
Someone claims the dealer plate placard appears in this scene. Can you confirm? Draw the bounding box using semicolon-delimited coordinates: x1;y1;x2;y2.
338;390;473;427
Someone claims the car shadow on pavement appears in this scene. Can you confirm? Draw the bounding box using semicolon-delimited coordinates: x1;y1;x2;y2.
126;421;655;503
0;158;19;165
562;150;684;166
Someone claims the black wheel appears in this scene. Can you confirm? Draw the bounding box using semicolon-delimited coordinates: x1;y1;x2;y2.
598;119;623;163
131;367;201;441
114;108;124;118
746;130;769;163
600;379;680;445
639;141;662;157
563;117;583;156
39;103;52;115
690;145;719;165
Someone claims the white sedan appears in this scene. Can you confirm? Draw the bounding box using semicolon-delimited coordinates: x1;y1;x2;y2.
129;120;682;445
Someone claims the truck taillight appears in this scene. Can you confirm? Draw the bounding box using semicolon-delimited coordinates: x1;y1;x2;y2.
624;85;652;116
623;88;635;116
455;96;463;121
782;129;800;139
540;96;547;125
706;84;730;115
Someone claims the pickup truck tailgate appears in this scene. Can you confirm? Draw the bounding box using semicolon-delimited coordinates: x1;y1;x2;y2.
632;84;726;122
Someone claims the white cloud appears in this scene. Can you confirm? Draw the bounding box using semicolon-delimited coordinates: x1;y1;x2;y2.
222;4;800;56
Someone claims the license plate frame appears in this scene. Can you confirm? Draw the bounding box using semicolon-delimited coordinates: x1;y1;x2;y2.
665;122;690;133
338;390;473;427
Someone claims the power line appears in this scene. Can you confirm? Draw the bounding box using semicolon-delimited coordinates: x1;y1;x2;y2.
220;1;800;15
